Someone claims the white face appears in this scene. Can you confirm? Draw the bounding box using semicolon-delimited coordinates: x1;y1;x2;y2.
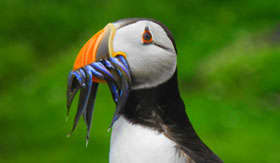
112;20;177;90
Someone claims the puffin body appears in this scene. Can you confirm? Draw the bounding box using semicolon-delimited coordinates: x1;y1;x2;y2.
66;18;223;163
109;70;220;163
110;116;188;163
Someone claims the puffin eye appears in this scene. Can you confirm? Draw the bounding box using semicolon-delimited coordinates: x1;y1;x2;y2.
142;27;153;44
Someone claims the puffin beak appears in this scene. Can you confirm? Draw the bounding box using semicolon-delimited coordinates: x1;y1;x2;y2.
66;23;132;144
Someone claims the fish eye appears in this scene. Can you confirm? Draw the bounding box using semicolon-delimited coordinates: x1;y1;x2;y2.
142;27;153;44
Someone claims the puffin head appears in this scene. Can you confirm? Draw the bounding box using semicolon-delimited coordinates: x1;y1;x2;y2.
112;18;177;89
72;18;177;89
67;18;178;142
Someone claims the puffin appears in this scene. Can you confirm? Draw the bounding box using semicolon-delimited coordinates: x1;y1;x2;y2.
66;18;223;163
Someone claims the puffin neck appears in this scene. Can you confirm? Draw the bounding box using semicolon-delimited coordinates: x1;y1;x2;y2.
133;70;179;101
120;69;185;130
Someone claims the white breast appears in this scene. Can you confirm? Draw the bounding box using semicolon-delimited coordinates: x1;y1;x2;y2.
109;116;188;163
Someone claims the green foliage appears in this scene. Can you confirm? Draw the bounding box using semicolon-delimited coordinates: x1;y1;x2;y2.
0;0;280;162
198;37;280;103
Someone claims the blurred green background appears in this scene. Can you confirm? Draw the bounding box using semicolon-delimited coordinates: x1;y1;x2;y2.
1;0;280;162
